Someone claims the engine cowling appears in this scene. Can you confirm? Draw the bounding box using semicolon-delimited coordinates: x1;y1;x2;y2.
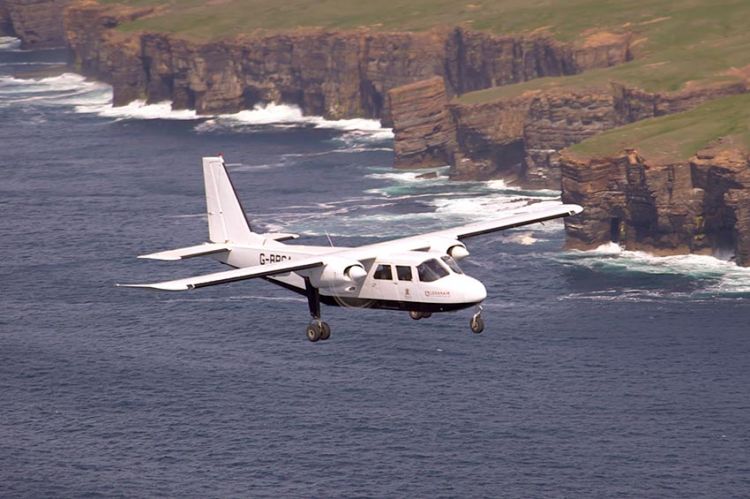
428;238;470;260
309;257;367;288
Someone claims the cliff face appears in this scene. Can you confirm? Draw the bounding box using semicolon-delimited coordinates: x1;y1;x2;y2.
392;78;749;187
388;76;456;168
3;0;70;47
65;3;452;120
0;1;14;36
561;144;750;265
64;2;632;124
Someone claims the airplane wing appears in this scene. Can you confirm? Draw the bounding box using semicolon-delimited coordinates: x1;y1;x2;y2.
117;257;324;291
339;203;583;258
425;203;582;241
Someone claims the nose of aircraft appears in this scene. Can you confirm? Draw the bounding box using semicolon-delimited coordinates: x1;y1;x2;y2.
463;276;487;304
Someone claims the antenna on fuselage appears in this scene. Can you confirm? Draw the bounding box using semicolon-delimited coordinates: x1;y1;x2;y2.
325;231;335;248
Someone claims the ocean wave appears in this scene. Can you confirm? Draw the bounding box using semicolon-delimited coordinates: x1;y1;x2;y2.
0;36;21;51
193;102;392;140
0;73;111;109
1;72;393;139
76;99;201;120
556;243;750;295
365;169;448;183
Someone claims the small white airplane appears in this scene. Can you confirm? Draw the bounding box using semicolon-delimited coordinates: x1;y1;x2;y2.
119;156;582;342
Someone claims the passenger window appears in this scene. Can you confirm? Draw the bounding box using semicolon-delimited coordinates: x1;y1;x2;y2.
373;264;393;280
417;259;449;282
396;266;413;281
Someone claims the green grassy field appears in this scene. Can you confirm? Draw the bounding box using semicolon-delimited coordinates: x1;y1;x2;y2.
104;0;750;158
567;93;750;161
110;0;750;94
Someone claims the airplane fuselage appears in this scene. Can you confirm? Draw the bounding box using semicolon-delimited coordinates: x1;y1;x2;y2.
217;243;487;313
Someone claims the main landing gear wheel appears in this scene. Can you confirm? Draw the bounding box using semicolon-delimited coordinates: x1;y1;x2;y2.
306;322;321;342
306;321;331;342
319;322;331;341
304;277;330;342
470;313;484;334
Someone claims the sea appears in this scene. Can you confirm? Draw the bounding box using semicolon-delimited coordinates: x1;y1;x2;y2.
1;37;749;498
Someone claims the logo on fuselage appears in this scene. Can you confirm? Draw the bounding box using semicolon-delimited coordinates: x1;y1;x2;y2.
259;253;291;265
425;290;450;297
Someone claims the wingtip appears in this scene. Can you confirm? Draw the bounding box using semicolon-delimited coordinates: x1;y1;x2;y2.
115;282;189;291
566;204;584;215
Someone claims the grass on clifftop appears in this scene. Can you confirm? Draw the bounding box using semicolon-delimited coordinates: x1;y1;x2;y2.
456;0;750;101
566;93;750;162
103;0;688;41
108;0;750;96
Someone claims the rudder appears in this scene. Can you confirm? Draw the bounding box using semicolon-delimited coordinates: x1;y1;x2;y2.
202;156;263;245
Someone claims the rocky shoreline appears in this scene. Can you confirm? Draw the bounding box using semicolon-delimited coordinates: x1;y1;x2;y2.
561;143;750;266
2;0;749;266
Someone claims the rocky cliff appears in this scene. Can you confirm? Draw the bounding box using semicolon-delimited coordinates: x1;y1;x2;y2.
0;1;14;36
560;143;750;265
388;77;749;187
62;1;633;123
2;0;70;47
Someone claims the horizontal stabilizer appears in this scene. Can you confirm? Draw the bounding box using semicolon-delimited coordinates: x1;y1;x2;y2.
138;243;231;261
117;257;324;291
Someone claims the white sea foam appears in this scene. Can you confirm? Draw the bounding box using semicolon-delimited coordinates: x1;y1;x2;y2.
559;243;750;295
0;72;394;137
0;73;111;110
194;102;393;140
366;170;447;183
77;99;201;120
0;36;21;51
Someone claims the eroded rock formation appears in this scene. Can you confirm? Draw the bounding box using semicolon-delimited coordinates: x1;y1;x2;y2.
3;0;70;47
561;143;750;265
62;1;633;123
0;1;15;36
387;77;749;186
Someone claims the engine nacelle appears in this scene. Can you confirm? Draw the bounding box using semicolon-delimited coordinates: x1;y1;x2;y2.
428;238;470;260
308;257;367;288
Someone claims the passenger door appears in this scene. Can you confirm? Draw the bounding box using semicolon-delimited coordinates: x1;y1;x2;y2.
363;263;398;301
394;265;415;303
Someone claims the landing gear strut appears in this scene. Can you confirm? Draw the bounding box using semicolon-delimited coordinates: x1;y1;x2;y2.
470;306;484;334
305;278;331;342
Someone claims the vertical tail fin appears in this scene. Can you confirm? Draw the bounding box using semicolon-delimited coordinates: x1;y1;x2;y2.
202;156;264;245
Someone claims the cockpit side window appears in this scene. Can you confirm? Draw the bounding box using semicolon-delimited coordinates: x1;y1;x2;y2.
441;255;463;274
373;264;393;280
417;259;449;282
396;265;413;281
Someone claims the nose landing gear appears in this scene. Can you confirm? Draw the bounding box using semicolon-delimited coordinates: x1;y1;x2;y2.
470;306;484;334
409;311;432;320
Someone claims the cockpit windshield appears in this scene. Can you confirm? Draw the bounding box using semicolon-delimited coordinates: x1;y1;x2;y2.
417;258;450;282
441;255;464;274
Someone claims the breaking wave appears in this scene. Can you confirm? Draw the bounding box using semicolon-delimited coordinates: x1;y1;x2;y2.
0;36;21;51
76;99;201;120
556;243;750;296
194;103;392;142
0;72;392;141
0;73;110;108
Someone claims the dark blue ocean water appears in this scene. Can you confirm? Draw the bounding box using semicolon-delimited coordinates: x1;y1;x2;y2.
2;41;750;497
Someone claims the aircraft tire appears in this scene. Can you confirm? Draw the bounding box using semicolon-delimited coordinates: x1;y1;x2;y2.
470;315;484;334
306;323;321;342
409;310;423;320
320;322;331;341
422;312;432;319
